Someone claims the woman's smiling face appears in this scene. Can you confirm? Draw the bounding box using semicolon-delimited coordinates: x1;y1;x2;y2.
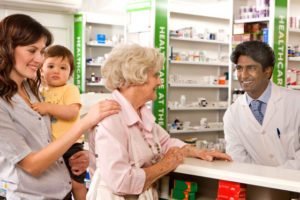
10;37;46;84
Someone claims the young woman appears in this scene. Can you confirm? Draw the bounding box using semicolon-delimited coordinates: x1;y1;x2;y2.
0;14;120;199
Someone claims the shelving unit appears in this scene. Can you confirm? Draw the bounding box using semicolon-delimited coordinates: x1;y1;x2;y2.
234;17;270;24
287;0;300;90
167;9;231;141
76;12;124;93
86;63;102;67
168;107;227;111
170;60;228;67
169;128;224;134
169;83;228;88
170;36;229;45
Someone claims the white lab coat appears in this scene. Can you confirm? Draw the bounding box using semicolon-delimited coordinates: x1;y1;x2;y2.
224;82;300;169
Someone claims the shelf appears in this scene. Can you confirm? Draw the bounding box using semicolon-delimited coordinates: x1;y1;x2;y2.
86;82;105;86
169;9;230;20
169;128;223;134
169;60;228;67
86;13;124;26
234;17;270;24
169;83;228;88
288;57;300;62
174;158;300;193
168;107;227;111
289;28;300;33
170;37;229;45
86;63;102;67
86;42;114;47
288;85;300;90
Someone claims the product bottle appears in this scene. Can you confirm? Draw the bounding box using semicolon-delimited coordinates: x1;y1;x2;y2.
233;67;238;80
91;73;96;83
84;170;91;189
180;95;186;107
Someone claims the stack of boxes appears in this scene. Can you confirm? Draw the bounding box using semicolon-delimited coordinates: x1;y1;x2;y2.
216;180;246;200
232;23;268;46
171;179;198;200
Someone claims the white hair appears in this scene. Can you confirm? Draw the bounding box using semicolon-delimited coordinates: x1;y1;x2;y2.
101;44;164;91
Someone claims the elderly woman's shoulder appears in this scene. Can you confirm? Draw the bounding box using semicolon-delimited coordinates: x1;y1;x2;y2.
100;111;124;127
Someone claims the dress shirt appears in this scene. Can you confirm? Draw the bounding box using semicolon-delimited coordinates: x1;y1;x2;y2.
246;81;272;119
88;90;185;195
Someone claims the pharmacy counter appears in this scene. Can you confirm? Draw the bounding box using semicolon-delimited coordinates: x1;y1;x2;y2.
174;158;300;193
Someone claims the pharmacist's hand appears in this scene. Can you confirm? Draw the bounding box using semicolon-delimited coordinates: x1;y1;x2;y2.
31;102;49;115
161;147;184;171
69;150;89;175
82;100;121;129
194;149;232;162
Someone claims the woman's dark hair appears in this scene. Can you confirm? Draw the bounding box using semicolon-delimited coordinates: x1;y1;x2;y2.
231;41;275;79
0;14;53;105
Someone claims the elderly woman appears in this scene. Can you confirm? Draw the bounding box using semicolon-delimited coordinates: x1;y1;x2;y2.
88;44;232;199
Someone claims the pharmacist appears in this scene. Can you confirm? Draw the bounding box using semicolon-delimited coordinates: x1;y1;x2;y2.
223;41;300;169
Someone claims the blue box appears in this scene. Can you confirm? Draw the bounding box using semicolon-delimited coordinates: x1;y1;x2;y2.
263;28;268;44
97;34;106;44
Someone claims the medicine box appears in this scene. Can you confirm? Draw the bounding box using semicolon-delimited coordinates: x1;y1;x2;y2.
233;23;251;35
97;34;106;44
171;189;195;200
232;34;253;46
173;179;198;192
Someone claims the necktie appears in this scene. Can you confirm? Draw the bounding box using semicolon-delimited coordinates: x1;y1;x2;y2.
251;100;264;125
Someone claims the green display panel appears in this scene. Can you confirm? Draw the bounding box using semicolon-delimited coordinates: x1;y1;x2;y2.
126;0;152;12
272;0;287;87
154;0;168;129
74;14;83;93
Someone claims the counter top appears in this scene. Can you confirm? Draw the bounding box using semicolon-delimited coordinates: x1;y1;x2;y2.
174;158;300;193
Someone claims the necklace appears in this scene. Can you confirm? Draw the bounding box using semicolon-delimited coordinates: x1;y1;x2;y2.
148;142;162;164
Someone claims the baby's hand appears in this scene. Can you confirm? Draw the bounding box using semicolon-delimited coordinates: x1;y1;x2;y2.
31;102;49;115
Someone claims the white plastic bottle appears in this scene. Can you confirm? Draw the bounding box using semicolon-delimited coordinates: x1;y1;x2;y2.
180;95;186;107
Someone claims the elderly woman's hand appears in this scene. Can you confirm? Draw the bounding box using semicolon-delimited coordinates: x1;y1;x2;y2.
161;147;184;170
182;145;232;162
195;149;232;162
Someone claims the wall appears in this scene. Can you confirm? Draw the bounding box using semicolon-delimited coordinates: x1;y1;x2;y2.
0;7;74;51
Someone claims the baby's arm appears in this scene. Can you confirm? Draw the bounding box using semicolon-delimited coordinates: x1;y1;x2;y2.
31;102;80;120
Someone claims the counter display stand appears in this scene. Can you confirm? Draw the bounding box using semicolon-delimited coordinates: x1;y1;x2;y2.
170;158;300;200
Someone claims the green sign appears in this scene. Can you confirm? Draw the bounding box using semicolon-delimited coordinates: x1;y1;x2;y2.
74;14;83;93
272;0;287;87
154;0;168;129
126;0;152;12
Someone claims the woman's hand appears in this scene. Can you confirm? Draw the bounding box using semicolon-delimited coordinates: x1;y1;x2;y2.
82;100;121;130
182;145;232;162
69;150;89;175
160;146;184;170
142;147;184;191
